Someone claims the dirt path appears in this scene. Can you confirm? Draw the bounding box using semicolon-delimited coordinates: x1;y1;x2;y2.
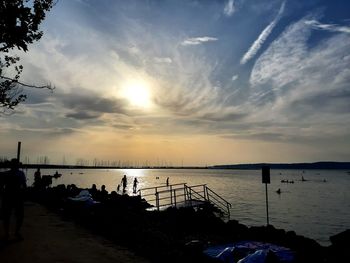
0;202;149;263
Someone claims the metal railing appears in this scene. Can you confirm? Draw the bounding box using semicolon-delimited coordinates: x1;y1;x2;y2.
206;186;232;217
138;183;232;217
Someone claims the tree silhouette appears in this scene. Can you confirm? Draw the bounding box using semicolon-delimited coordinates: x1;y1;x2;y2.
0;0;55;111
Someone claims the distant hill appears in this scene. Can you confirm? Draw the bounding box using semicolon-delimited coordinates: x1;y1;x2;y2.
210;162;350;170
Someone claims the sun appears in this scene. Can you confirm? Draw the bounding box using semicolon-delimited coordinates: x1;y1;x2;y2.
122;80;152;108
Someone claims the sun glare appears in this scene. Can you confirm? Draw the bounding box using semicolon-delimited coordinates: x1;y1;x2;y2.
122;80;152;108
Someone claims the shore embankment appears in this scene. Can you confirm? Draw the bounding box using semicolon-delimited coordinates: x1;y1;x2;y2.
1;185;349;262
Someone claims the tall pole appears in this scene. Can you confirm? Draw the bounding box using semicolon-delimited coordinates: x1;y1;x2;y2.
262;166;270;226
17;141;22;161
265;183;269;225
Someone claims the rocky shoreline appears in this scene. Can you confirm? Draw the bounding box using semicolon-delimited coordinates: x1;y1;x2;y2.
26;185;349;262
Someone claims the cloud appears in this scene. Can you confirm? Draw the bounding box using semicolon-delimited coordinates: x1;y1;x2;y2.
112;124;135;130
152;57;221;117
248;13;350;133
240;1;286;64
231;74;239;81
198;111;247;122
66;111;102;120
181;36;218;46
60;91;126;114
56;90;128;120
46;128;78;137
305;20;350;34
154;57;172;63
224;0;236;17
249;15;311;88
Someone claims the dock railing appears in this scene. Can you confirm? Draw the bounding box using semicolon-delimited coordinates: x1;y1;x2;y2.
138;183;232;217
205;186;232;217
137;183;188;210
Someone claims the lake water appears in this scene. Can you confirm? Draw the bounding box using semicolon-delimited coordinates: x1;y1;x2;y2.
23;168;350;245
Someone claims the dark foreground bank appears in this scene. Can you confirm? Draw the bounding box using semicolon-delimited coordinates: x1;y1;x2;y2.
2;185;349;263
0;202;149;263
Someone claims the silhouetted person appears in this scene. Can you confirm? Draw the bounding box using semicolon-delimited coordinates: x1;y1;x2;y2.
121;175;127;193
1;159;26;240
110;191;117;201
166;177;169;186
133;178;138;194
117;184;120;193
89;184;98;198
100;185;108;201
33;168;41;188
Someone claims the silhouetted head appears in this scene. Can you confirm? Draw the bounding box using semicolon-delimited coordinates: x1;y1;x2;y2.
92;184;97;190
101;185;106;190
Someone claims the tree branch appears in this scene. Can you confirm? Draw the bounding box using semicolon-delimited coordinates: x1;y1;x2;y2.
0;75;54;90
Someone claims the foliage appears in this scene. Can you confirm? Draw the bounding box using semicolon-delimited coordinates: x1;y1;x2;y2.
0;0;55;110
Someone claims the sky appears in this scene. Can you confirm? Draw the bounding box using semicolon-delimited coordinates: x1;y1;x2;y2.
1;0;350;166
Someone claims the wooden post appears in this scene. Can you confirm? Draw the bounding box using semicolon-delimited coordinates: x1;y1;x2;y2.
170;185;173;205
156;191;159;211
173;189;176;207
265;183;269;225
17;141;21;161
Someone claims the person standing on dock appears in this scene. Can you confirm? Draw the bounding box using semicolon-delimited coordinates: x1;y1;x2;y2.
121;175;127;193
1;158;27;240
133;178;138;194
166;177;169;187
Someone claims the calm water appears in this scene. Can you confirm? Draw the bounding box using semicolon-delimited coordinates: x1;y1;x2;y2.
23;168;350;245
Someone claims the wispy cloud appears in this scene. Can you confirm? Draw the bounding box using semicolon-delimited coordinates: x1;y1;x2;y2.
181;36;218;46
154;57;172;63
249;13;350;129
224;0;236;17
305;20;350;34
249;14;311;88
240;1;286;64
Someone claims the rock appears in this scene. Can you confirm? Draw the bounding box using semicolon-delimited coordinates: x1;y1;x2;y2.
330;229;350;248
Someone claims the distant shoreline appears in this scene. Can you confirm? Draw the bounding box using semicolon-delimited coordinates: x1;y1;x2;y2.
1;161;350;170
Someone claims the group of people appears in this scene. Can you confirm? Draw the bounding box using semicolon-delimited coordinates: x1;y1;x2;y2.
118;175;170;194
89;184;109;201
117;175;139;194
